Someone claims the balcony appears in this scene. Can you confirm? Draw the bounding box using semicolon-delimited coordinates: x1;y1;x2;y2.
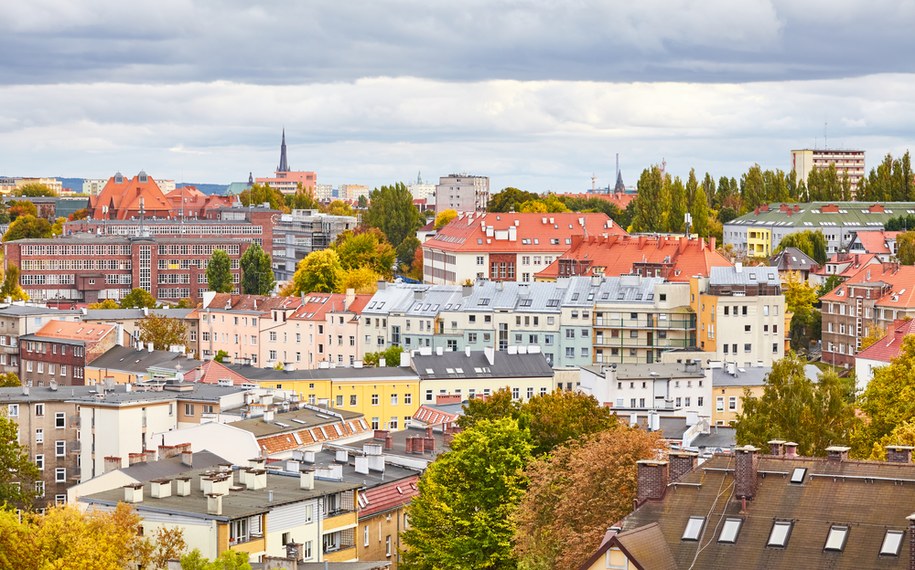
593;337;694;350
594;317;694;330
323;510;357;532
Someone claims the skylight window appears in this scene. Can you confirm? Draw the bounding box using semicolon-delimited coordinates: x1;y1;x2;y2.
880;530;904;556
718;518;743;543
824;525;849;552
479;298;490;306
767;521;793;547
682;516;705;541
790;467;807;484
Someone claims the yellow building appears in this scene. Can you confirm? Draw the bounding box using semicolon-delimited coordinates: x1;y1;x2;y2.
746;227;771;257
711;365;767;425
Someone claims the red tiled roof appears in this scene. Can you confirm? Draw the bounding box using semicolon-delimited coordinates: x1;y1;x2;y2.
360;475;420;518
425;212;623;253
184;360;251;385
204;294;304;314
33;320;116;343
855;319;915;363
165;186;234;216
536;234;730;281
815;253;880;279
820;263;915;306
90;173;172;220
412;405;460;426
256;418;370;455
853;230;900;255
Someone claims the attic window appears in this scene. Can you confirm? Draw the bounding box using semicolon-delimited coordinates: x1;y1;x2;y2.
681;516;705;541
824;525;849;552
479;298;490;306
789;467;807;484
718;518;743;543
546;299;559;307
880;530;905;556
520;299;532;307
767;521;793;547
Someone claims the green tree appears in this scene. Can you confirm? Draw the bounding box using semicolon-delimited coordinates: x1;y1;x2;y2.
488;187;540;213
180;548;252;570
816;274;843;298
340;266;380;294
362;345;403;367
524;390;618;456
239;183;287;212
2;215;52;242
362;182;422;249
284;249;343;295
87;299;120;310
119;288;158;309
513;427;665;569
458;387;524;431
859;324;887;351
736;352;858;457
13;183;57;197
50;217;65;236
333;228;396;279
402;418;532;570
0;372;21;387
240;243;275;295
434;209;458;230
740;164;766;210
896;231;915;264
396;235;422;271
783;270;820;351
630;166;664;232
666;176;687;233
775;230;827;264
324;200;355;217
856;336;915;455
284;185;320;210
206;249;233;293
690;182;710;237
886;214;915;231
0;265;29;301
783;270;818;315
138;314;188;351
7;200;37;221
0;412;40;508
214;350;229;363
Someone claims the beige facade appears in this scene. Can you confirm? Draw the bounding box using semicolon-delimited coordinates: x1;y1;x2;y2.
791;148;865;193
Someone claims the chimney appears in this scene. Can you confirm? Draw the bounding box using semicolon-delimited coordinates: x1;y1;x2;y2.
128;452;145;466
424;436;435;453
123;483;144;504
251;469;267;490
104;456;122;472
425;426;434;438
887;445;914;464
784;442;798;458
374;429;389;441
734;446;759;500
826;446;850;462
405;436;414;454
668;451;698;482
906;514;915;570
150;479;172;499
768;439;786;456
206;493;223;515
636;460;668;503
413;436;425;454
335;450;349;464
300;469;315;490
355;456;369;475
181;450;193;467
385;434;393;450
175;477;191;496
249;457;267;470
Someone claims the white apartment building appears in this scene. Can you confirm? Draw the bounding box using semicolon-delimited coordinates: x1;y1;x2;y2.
791;148;865;192
434;174;490;214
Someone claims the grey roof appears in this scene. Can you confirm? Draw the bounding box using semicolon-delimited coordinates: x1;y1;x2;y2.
727;201;915;229
771;247;818;271
229;407;366;438
402;286;463;317
281;447;422;488
689;426;737;450
88;346;202;374
81;466;358;521
709;265;781;287
584;362;706;381
66;383;248;406
352;426;451;459
119;451;230;482
0;384;102;403
0;304;80;317
594;275;664;304
225;364;418;382
412;350;553;379
711;366;770;387
622;414;691;439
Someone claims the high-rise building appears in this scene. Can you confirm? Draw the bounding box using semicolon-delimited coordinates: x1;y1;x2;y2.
434;174;489;214
791;148;865;193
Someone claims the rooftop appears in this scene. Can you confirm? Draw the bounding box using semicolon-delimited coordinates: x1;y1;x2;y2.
727;201;915;229
88;346;202;374
855;319;915;363
412;350;554;380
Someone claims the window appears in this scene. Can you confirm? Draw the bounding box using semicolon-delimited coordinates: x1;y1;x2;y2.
767;521;792;547
184;404;195;416
728;397;737;411
36;481;45;497
230;518;249;544
824;525;849;552
386;535;392;557
405;393;412;405
371;417;379;430
35;428;44;443
718;518;743;543
7;404;17;417
364;525;370;547
682;516;705;541
55;468;66;483
335;395;344;407
304;503;314;524
881;530;905;556
716;397;724;411
350;395;357;406
55;440;65;457
372;394;379;406
35;454;44;470
512;387;520;400
35;403;44;416
389;417;398;430
391;394;398;405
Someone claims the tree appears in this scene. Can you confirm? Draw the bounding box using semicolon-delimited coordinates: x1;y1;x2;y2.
239;183;286;212
180;549;252;570
0;264;29;301
487;187;540;213
775;230;828;264
783;270;820;351
0;412;40;509
736;352;858;457
402;418;533;570
285;185;320;211
138;314;188;351
214;350;229;363
240;243;275;295
324;200;355;217
666;176;687;233
690;181;710;237
2;215;52;241
206;249;233;293
7;200;37;221
514;427;666;569
362;345;403;367
120;288;158;309
782;270;818;316
434;209;458;230
856;336;915;455
630;166;664;232
458;387;525;431
12;183;56;197
284;249;343;295
88;299;120;310
362;182;422;249
50;217;66;236
896;231;915;265
816;274;843;298
396;235;422;272
132;526;188;570
68;208;90;221
0;372;20;387
333;228;396;279
524;390;619;456
340;266;380;294
859;324;887;351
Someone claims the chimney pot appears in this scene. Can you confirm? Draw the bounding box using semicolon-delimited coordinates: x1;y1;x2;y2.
886;445;914;464
826;445;850;462
768;439;786;456
784;442;799;458
734;445;760;500
668;451;698;481
636;460;668;503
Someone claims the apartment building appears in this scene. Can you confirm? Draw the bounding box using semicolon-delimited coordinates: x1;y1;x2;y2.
198;293;305;364
821;262;915;367
272;209;358;281
691;265;788;367
791;148;865;192
282;292;371;369
422;212;620;284
19;321;119;386
0;385;86;509
710;364;767;426
434;174;490;214
0;304;80;376
81;307;198;353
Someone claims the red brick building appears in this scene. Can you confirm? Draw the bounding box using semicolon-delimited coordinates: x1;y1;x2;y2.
19;321;118;386
89;171;172;220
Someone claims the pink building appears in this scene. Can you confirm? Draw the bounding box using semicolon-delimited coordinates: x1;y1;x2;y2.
283;291;371;369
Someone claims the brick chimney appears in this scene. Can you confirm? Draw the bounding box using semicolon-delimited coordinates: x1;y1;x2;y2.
784;442;798;458
826;446;850;462
887;445;914;464
734;446;759;500
768;439;786;456
104;456;122;472
636;460;669;503
668;451;698;482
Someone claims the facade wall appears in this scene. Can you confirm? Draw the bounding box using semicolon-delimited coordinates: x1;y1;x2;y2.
359;509;405;569
434;175;489;214
712;384;764;425
419;376;552;406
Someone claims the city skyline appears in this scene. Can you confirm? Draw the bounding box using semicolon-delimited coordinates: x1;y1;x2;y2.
2;1;914;192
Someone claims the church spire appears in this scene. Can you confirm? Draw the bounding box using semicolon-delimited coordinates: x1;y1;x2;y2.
277;129;290;173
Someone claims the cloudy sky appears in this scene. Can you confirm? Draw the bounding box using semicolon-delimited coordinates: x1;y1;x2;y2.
1;1;914;193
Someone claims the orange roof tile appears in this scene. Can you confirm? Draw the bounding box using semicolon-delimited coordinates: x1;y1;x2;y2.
204;294;304;314
853;230;900;255
360;475;420;518
820;263;915;305
90;172;172;220
184;360;251;385
33;320;116;342
855;319;915;363
425;212;624;253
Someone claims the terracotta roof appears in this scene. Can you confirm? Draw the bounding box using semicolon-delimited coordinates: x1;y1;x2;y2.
820;263;915;307
537;235;730;281
855;319;915;363
852;230;900;255
165;186;234;216
90;172;172;220
183;360;252;385
360;475;420;518
254;418;370;455
816;253;880;279
32;320;116;343
204;294;304;314
424;212;623;253
411;405;460;427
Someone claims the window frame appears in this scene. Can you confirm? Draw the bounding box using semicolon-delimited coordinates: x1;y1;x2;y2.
681;516;705;541
718;517;743;544
767;520;793;548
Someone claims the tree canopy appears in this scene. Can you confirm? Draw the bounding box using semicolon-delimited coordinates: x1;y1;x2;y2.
119;288;158;309
856;336;915;456
896;231;915;265
487;187;540;213
206;249;233;293
333;228;396;279
523;390;619;456
12;183;57;197
402;418;532;570
284;249;343;295
362;182;422;249
2;215;52;242
324;200;355;217
434;209;458;230
0;411;39;508
775;230;827;264
138;314;188;351
180;549;252;570
0;265;29;301
239;183;287;212
87;299;120;310
240;243;275;295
